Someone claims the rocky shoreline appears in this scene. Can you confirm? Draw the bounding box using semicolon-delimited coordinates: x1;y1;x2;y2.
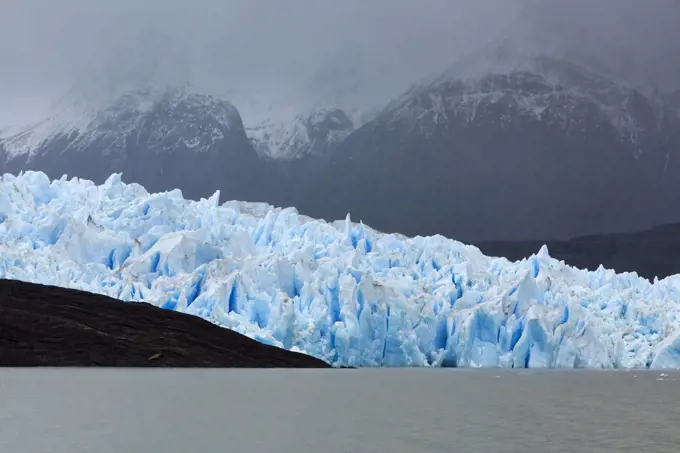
0;279;329;368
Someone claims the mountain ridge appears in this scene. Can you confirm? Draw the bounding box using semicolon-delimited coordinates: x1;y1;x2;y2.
1;85;244;158
299;56;680;241
0;86;280;205
2;55;680;242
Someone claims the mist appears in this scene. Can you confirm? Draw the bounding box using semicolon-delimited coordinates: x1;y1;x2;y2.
1;0;679;127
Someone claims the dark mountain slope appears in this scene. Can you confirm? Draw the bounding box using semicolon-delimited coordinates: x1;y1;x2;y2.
477;222;680;280
299;58;680;242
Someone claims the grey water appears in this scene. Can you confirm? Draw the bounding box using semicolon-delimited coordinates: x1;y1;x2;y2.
1;369;679;453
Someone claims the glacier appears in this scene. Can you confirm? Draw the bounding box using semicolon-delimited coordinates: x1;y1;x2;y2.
1;171;680;369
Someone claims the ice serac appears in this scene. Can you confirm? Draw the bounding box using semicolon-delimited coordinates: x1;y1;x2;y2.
2;171;680;368
650;332;680;369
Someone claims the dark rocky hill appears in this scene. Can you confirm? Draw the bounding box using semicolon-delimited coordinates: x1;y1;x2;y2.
0;278;330;367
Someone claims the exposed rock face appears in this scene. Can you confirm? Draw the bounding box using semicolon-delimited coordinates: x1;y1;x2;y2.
0;279;330;367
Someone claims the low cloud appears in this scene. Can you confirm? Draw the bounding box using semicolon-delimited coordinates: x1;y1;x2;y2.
1;0;678;126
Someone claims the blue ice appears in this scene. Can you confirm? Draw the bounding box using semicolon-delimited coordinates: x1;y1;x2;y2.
0;170;680;368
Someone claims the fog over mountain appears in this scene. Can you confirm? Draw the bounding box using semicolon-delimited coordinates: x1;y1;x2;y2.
2;0;679;126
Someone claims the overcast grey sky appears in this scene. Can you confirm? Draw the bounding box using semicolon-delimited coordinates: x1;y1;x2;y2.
1;0;679;127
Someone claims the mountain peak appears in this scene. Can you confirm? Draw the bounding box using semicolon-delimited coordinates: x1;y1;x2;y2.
378;55;672;153
0;85;243;157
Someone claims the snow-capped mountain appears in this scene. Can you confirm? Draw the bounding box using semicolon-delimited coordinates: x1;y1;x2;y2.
247;108;354;160
0;89;360;163
0;86;281;203
1;85;244;158
380;57;673;156
299;55;680;242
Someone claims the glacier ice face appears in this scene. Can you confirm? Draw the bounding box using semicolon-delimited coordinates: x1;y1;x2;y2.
1;171;680;368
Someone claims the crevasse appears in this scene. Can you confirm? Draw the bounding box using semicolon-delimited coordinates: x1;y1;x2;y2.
1;171;679;368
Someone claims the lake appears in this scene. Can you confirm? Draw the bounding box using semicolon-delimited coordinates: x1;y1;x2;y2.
1;369;679;452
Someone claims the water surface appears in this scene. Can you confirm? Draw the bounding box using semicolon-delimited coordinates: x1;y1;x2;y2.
1;369;679;452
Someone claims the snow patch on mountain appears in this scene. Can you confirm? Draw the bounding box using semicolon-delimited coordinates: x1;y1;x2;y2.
247;108;355;160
